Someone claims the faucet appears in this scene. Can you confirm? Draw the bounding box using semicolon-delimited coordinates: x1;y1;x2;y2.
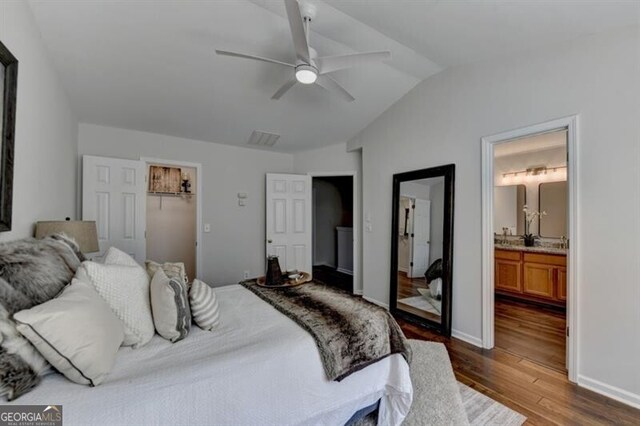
560;236;568;249
502;227;509;244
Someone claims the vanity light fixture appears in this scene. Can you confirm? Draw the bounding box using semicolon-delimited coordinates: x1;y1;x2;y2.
501;165;567;185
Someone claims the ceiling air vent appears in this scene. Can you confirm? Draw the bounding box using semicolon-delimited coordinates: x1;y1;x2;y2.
247;130;280;147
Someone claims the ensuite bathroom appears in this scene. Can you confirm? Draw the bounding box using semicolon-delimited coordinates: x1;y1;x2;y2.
493;129;569;373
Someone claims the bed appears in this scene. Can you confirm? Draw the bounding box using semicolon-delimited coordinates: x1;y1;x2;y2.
7;285;413;425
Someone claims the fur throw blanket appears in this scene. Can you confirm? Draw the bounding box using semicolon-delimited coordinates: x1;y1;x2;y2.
241;280;411;381
0;234;85;400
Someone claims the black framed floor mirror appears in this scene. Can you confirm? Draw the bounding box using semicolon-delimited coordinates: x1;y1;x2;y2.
390;164;455;336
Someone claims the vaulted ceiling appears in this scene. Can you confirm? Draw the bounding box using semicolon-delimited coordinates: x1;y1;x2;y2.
28;0;638;153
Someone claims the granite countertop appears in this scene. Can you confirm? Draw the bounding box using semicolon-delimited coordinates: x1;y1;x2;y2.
494;243;567;255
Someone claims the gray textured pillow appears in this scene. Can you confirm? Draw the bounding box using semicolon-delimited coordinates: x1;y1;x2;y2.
0;235;84;400
189;279;220;331
150;269;191;342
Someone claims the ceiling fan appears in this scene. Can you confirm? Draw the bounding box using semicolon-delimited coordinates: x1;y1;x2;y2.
216;0;391;102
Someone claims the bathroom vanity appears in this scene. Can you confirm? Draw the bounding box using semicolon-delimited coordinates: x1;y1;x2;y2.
495;245;567;307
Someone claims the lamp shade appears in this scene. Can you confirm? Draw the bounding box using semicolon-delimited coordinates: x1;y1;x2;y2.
35;221;99;253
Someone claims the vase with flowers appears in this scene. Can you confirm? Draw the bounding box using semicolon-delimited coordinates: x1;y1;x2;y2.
522;205;546;247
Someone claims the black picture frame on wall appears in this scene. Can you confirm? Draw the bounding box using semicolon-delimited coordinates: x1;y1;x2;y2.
0;41;18;232
389;164;455;336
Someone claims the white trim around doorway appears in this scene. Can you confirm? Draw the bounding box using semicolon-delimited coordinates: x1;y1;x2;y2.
480;115;579;382
308;171;361;296
141;157;203;280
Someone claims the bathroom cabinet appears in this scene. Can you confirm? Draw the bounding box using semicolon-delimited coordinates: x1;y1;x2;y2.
495;249;566;306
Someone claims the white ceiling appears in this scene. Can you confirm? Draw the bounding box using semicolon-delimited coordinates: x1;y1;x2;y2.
494;130;567;158
27;1;638;153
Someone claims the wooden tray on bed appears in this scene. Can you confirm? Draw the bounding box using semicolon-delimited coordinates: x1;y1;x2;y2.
255;272;311;288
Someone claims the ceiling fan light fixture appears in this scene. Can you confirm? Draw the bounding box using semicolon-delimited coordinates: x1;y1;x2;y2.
295;64;318;84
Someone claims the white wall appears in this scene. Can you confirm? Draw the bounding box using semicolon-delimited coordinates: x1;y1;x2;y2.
293;143;363;293
78;123;293;285
349;26;640;401
0;1;78;241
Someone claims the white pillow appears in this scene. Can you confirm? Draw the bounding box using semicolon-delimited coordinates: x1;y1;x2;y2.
76;249;154;348
104;246;140;267
429;278;443;299
146;260;188;286
189;279;220;331
14;279;124;386
150;269;191;342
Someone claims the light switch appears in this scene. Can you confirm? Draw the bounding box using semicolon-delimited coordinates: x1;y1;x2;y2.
238;200;246;206
237;192;248;199
204;224;211;233
366;223;373;232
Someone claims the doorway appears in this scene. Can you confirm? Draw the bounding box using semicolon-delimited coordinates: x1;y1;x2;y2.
481;116;578;381
143;158;202;281
311;175;354;293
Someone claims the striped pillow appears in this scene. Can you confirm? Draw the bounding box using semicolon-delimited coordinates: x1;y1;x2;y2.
189;279;220;331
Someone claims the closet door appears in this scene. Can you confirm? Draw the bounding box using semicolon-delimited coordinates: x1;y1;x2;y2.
82;155;146;262
265;173;312;274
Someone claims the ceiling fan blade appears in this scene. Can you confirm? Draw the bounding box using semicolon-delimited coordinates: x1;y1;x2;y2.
315;75;355;102
272;78;298;100
284;0;310;63
215;50;295;68
317;51;392;75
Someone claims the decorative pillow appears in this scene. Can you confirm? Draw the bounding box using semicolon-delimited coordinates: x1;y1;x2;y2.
104;246;140;267
0;234;84;400
14;279;124;386
146;260;188;286
75;253;154;348
429;278;443;300
189;279;220;331
150;269;191;342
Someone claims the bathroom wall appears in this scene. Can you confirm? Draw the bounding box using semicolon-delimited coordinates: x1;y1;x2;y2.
494;146;567;235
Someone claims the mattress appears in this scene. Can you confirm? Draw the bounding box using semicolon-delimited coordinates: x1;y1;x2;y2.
7;285;412;426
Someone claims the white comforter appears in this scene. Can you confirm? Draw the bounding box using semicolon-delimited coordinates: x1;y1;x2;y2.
8;285;412;425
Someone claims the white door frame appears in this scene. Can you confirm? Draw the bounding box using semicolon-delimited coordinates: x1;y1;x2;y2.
308;171;360;295
481;115;579;382
141;157;203;280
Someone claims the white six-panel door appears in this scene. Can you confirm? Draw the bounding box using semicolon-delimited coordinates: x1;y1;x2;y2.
266;173;312;274
410;198;431;278
82;155;146;262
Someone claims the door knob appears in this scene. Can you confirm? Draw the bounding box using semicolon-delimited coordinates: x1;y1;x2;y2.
267;239;273;243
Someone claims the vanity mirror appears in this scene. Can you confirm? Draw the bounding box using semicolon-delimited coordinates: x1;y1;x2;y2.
390;164;455;335
539;181;567;238
493;184;526;236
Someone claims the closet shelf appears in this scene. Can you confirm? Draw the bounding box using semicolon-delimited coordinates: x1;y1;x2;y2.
147;191;195;197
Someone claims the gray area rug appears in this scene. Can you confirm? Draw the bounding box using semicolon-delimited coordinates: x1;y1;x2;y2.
353;340;526;425
459;382;526;426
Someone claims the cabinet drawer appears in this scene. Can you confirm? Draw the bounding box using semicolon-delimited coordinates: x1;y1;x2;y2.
523;252;566;267
523;263;555;299
495;249;521;261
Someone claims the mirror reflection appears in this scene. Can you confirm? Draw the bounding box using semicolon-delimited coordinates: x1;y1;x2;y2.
493;184;526;236
539;181;567;237
396;176;445;324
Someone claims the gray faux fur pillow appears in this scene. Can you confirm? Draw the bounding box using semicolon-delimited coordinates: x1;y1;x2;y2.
0;234;84;400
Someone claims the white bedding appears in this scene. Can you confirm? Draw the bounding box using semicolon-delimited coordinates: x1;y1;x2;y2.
8;285;412;426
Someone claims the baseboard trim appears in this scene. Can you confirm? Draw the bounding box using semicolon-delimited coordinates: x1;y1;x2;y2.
398;266;408;273
363;296;388;310
353;288;363;296
336;267;353;276
577;375;640;409
451;329;483;348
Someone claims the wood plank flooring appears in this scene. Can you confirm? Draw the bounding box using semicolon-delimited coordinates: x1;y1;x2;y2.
398;319;640;425
495;296;566;372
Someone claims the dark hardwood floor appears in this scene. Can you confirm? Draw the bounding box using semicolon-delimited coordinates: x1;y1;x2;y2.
398;318;640;425
312;265;352;293
495;296;566;372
